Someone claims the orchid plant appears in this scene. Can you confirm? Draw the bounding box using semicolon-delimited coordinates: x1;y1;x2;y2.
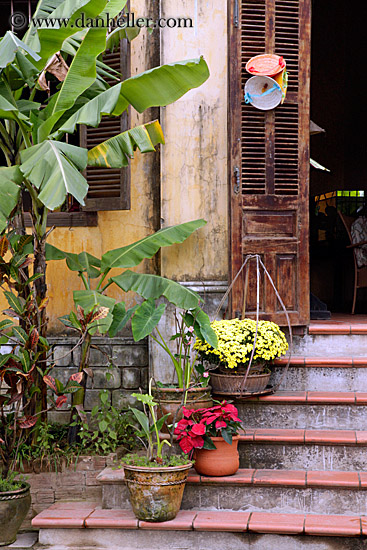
174;401;243;455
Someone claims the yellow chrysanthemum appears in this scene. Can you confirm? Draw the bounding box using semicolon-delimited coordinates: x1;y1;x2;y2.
194;318;288;369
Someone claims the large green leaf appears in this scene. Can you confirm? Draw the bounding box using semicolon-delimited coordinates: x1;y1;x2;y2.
87;120;164;168
131;299;166;341
25;0;108;62
73;290;116;334
0;31;40;70
116;56;209;113
0;166;22;232
0;93;30;124
101;219;206;272
54;83;127;136
112;272;201;310
52;12;120;114
188;307;218;349
19;140;88;210
108;303;139;338
50;58;209;137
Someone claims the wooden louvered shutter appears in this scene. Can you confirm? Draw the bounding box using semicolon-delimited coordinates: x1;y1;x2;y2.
229;0;311;325
81;42;130;211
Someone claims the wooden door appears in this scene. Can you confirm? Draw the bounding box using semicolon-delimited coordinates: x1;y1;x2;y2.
228;0;311;325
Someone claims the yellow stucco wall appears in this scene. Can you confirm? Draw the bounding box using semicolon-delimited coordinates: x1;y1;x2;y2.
0;1;228;334
160;0;228;281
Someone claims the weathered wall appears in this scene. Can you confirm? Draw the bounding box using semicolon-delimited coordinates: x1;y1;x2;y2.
160;0;228;282
1;0;229;338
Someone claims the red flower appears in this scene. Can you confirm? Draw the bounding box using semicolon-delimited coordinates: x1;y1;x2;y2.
190;423;206;436
215;420;227;429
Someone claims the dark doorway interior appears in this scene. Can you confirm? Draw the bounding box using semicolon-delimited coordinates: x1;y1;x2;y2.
310;0;367;313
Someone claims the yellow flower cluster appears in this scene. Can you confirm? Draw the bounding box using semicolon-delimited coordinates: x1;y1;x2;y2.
194;318;288;370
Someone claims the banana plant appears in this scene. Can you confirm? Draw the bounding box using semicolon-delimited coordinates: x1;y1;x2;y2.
0;0;210;424
54;219;217;440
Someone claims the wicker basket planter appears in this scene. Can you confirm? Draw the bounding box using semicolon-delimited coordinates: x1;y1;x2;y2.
210;366;271;396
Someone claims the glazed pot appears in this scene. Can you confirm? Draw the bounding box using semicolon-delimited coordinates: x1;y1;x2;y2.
194;436;240;477
123;462;192;522
210;365;271;396
152;386;213;432
0;482;31;546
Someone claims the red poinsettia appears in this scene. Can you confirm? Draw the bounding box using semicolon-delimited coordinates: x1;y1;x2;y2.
174;401;243;454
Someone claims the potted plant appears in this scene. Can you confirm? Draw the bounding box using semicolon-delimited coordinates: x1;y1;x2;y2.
194;318;288;395
174;401;243;476
120;380;192;522
148;307;217;429
0;320;82;546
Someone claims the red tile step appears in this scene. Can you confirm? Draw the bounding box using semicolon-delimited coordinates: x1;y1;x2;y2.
99;467;366;489
274;357;367;367
244;391;367;404
32;505;366;537
309;317;367;335
189;468;363;489
239;428;366;445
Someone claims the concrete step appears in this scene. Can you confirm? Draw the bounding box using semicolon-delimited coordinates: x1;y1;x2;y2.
98;466;367;516
33;505;367;550
271;357;367;391
239;428;367;471
236;391;367;430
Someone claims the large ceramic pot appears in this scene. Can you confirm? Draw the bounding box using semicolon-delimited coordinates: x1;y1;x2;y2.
153;386;213;432
0;482;31;546
123;462;192;522
194;436;240;477
210;365;271;396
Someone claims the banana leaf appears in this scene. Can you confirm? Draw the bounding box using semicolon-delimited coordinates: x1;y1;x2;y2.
112;271;201;310
101;219;206;271
87;120;164;168
0;166;22;232
19;140;88;210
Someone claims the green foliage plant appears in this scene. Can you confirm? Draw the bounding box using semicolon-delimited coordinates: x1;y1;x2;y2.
0;0;210;428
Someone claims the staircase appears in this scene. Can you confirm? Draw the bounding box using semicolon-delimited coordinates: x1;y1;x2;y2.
31;317;367;549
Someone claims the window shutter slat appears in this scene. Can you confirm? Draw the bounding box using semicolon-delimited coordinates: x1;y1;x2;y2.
82;42;131;211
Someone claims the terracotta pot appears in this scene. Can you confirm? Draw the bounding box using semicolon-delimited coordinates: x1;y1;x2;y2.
0;482;31;546
123;462;192;522
153;386;213;432
210;367;271;395
194;436;240;477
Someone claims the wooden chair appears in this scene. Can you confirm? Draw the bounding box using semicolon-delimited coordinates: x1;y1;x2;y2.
338;211;367;314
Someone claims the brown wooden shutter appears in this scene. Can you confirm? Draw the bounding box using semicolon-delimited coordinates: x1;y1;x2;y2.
229;0;311;325
81;42;131;211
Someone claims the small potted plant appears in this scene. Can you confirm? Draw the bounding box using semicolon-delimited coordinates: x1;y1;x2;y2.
120;380;192;522
149;306;217;428
174;401;243;476
194;318;288;395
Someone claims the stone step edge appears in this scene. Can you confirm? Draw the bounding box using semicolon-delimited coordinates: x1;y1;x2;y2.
242;391;367;404
274;357;367;367
159;428;367;446
239;428;367;445
97;466;367;489
32;506;367;537
308;322;367;335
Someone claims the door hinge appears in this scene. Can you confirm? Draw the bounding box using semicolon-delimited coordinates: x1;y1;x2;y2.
234;0;239;27
233;166;240;194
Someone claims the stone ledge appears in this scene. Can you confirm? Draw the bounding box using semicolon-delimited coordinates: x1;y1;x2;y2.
33;506;365;537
